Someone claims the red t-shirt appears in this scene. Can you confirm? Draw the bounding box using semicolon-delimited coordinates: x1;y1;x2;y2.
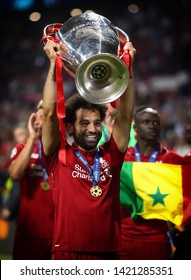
121;145;176;243
42;135;125;253
162;150;191;165
10;141;54;238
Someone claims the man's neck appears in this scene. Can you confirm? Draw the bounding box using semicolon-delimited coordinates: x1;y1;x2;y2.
136;142;159;157
73;143;97;154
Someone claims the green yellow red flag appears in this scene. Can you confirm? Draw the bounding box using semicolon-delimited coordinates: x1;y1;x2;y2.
120;162;191;226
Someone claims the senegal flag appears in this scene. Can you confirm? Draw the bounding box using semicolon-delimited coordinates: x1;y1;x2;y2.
120;162;191;226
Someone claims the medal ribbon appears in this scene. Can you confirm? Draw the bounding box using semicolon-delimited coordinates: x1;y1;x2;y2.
56;54;67;165
134;145;159;162
38;139;48;181
75;148;101;186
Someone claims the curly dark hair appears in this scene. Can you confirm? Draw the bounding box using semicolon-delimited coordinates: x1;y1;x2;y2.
64;93;108;125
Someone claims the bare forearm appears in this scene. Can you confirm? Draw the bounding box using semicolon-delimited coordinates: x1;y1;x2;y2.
43;40;59;115
8;137;36;180
113;78;135;152
42;58;60;155
119;78;135;124
112;42;136;152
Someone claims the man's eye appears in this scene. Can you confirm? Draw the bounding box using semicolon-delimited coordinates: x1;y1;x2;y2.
81;122;89;126
95;122;101;126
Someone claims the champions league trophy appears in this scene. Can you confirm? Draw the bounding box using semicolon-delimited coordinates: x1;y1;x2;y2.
43;11;130;104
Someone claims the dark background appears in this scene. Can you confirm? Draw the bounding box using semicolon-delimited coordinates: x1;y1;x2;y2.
0;0;191;163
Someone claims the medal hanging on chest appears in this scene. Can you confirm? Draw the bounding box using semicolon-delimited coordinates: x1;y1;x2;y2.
90;185;102;197
41;181;50;191
38;139;50;191
75;148;102;197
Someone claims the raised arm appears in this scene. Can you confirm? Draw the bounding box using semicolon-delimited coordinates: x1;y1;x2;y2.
112;42;136;153
42;40;60;156
9;113;39;180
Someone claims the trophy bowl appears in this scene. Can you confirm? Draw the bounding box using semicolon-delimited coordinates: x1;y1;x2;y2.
43;11;130;104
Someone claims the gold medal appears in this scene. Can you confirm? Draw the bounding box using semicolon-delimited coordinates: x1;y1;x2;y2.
41;181;50;191
90;185;102;197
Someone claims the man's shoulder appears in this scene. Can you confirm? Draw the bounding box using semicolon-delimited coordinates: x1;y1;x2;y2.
10;142;26;160
124;146;134;161
161;149;186;164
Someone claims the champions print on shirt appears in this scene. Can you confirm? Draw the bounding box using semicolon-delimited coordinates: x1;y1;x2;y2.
72;157;112;182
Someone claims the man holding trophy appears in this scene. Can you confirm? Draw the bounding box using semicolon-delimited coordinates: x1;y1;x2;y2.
41;11;136;260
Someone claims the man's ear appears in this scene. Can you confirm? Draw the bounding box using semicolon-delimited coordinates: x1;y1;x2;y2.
66;123;74;135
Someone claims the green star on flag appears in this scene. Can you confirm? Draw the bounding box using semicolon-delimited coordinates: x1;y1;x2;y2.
148;187;169;206
120;162;191;225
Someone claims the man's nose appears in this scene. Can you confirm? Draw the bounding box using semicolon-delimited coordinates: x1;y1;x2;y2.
88;123;96;132
149;121;155;128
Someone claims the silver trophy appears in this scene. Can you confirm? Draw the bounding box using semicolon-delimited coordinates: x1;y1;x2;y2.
43;11;130;104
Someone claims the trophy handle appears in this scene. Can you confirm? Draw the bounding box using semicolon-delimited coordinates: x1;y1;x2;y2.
116;27;130;57
42;23;77;76
43;23;63;40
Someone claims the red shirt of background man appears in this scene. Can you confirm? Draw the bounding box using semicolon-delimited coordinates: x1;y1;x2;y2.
10;141;54;238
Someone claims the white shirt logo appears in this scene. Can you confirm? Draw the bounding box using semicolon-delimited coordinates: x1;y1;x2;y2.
10;147;17;159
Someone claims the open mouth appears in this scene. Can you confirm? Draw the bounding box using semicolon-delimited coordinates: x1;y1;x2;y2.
85;134;98;141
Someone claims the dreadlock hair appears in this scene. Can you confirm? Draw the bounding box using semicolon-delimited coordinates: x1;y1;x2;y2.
64;93;108;125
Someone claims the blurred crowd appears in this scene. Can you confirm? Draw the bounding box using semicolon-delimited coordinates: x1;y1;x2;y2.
0;2;191;194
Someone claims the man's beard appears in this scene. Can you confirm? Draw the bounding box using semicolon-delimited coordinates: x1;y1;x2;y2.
74;132;102;151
